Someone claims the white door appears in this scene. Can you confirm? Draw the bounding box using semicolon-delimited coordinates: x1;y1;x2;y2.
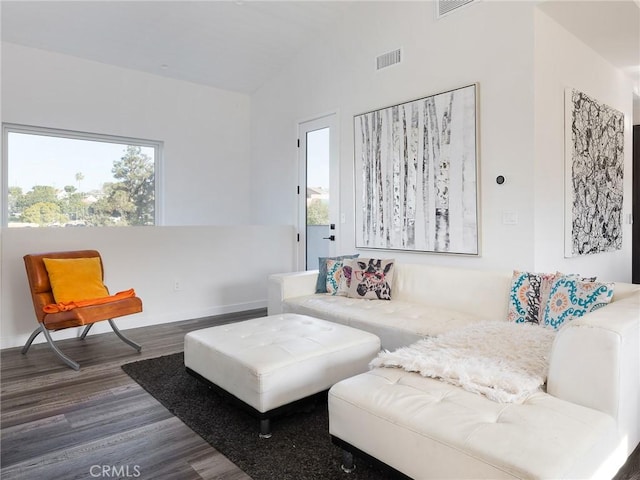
298;114;339;270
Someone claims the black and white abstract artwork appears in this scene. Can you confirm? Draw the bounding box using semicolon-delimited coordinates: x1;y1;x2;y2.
565;88;624;257
354;84;478;254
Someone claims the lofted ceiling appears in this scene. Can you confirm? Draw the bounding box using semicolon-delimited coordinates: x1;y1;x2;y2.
538;0;640;93
1;1;639;95
0;0;354;94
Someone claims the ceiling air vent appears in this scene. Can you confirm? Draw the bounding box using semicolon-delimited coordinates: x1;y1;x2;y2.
437;0;477;18
376;48;402;71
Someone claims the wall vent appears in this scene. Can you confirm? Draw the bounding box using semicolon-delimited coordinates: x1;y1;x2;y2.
437;0;476;18
376;48;402;71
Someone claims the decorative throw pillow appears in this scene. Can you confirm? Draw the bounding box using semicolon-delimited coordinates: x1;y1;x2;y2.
315;254;359;293
507;270;543;324
325;259;343;295
43;257;109;304
507;270;569;325
336;258;355;296
537;272;563;324
347;258;394;300
542;276;614;330
537;272;595;324
564;272;597;282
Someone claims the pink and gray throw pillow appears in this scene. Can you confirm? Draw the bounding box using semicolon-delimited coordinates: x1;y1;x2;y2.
347;258;394;300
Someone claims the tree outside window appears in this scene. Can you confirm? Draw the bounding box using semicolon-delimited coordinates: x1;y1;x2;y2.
4;126;160;227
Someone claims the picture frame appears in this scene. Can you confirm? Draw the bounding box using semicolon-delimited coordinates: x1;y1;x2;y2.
354;84;479;255
564;88;624;257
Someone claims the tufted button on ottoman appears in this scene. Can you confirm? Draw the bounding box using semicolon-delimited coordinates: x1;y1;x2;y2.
184;313;381;437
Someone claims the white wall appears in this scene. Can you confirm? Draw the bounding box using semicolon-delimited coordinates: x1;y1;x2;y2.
534;9;635;282
0;43;297;349
250;1;538;272
250;1;636;282
1;2;635;352
0;226;295;349
1;42;252;225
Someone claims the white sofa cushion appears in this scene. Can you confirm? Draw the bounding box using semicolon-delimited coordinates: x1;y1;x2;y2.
329;368;626;479
276;263;514;350
391;263;513;320
284;294;492;351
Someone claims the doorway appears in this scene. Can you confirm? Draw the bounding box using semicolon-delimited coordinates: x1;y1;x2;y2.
633;125;639;284
298;114;339;270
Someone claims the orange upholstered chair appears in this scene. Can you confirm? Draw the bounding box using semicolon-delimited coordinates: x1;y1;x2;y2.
22;250;143;370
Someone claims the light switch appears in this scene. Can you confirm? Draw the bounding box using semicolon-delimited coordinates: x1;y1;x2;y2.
502;211;518;225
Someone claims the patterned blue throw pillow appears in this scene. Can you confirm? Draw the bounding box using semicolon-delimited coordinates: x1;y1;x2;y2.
542;276;614;330
325;259;343;295
507;271;543;324
315;254;359;293
507;271;592;326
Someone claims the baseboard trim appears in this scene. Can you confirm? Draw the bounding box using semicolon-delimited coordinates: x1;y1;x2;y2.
1;301;267;350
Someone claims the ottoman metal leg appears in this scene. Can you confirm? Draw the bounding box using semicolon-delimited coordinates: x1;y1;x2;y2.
259;418;271;438
341;450;356;473
259;418;272;439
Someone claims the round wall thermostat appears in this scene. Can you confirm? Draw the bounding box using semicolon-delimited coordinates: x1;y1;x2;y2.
496;175;505;185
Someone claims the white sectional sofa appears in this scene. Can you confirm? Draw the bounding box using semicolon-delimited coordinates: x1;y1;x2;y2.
269;264;520;350
268;263;640;479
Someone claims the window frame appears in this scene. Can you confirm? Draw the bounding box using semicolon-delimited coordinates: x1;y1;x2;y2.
2;123;164;227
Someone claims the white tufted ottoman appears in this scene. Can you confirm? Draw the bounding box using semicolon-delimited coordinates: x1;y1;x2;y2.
184;313;380;437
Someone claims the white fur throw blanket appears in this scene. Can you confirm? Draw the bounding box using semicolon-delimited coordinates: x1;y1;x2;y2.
370;322;556;403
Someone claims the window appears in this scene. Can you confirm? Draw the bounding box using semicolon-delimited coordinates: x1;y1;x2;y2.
2;124;162;227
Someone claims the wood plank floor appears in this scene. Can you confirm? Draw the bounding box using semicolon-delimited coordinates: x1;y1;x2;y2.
2;310;639;480
1;310;263;480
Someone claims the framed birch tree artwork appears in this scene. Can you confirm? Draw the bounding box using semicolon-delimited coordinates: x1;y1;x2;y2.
354;84;479;254
564;88;624;257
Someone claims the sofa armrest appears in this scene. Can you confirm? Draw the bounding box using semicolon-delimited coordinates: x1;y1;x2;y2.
547;294;640;455
268;270;319;315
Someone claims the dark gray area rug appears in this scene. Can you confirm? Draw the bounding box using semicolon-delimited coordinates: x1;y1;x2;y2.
121;352;393;480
